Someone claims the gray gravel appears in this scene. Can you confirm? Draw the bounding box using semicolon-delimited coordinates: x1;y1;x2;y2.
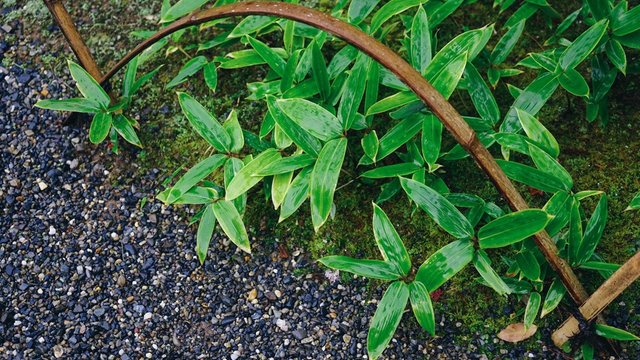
0;15;571;360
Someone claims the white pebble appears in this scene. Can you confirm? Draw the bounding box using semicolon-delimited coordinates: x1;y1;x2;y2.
48;226;56;235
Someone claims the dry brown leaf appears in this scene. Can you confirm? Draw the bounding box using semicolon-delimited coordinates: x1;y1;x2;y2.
497;323;538;343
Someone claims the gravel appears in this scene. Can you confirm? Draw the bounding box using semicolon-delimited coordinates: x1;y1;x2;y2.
0;13;576;360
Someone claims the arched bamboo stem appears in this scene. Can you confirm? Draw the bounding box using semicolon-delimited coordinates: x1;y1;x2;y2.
99;2;591;305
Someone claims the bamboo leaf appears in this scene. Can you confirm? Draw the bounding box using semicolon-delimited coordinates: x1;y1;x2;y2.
310;138;347;231
490;20;526;65
496;160;567;193
167;154;227;204
409;281;435;335
196;204;216;264
277;98;343;141
540;278;566;318
255;154;316;176
559;19;609;70
577;194;608;265
367;281;409;360
89;112;113;144
226;149;281;201
212;200;251;253
362;163;421;179
372;203;411;275
247;36;287;77
35;98;102;113
112;115;142;147
473;249;512;296
400;178;474;239
178;92;231;152
319;256;401;280
279;167;312;222
339;53;370;130
166;56;208;89
415;239;474;291
67;61;110;107
528;144;573;191
478;209;551;249
266;95;321;156
595;324;640;341
516;108;559;157
524;292;541;330
410;6;431;73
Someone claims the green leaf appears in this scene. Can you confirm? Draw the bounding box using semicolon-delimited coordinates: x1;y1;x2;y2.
612;5;640;36
490;19;525;65
203;61;218;91
367;91;416;116
540;278;566;318
425;0;464;28
130;65;162;96
255;154;315;176
473;249;512;296
348;0;381;24
421;114;443;168
408;281;435;335
567;197;583;265
327;46;358;80
524;292;541;330
478;209;551;249
528;144;573;191
67;61;110;107
166;154;227;204
515;250;541;281
226;149;281;201
559;68;590;97
415;239;474;291
626;192;640;211
161;0;208;23
89;112;112;144
311;40;331;101
178;92;231;152
247;36;287;77
277;98;342;141
266;96;321;156
35;98;101;113
427;52;468;100
318;256;401;280
369;0;423;33
605;40;627;75
279;167;312;222
339;53;370;130
224;157;246;215
501;72;560;133
112;115;142;147
212;200;251;253
272;171;293;209
559;19;609;71
371;113;424;163
228;16;275;38
372;203;411;275
496;160;567;193
410;6;431;74
158;186;218;205
516;108;559;157
196;204;216;264
367;281;409;360
166;56;208;89
577;194;608;265
310;138;347;231
400;177;474;239
223;109;244;153
465;63;500;125
543;191;572;236
362;131;379;161
595;324;640;341
122;56;138;98
362;163;421;179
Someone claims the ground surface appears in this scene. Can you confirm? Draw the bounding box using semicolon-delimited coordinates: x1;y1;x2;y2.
1;0;639;359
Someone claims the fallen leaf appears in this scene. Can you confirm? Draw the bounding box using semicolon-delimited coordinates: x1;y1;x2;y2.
497;323;538;343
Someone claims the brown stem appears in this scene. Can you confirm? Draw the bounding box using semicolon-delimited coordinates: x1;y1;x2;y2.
43;0;103;81
552;252;640;347
100;1;591;306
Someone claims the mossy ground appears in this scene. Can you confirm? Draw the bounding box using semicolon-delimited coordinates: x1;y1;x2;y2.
6;0;639;356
